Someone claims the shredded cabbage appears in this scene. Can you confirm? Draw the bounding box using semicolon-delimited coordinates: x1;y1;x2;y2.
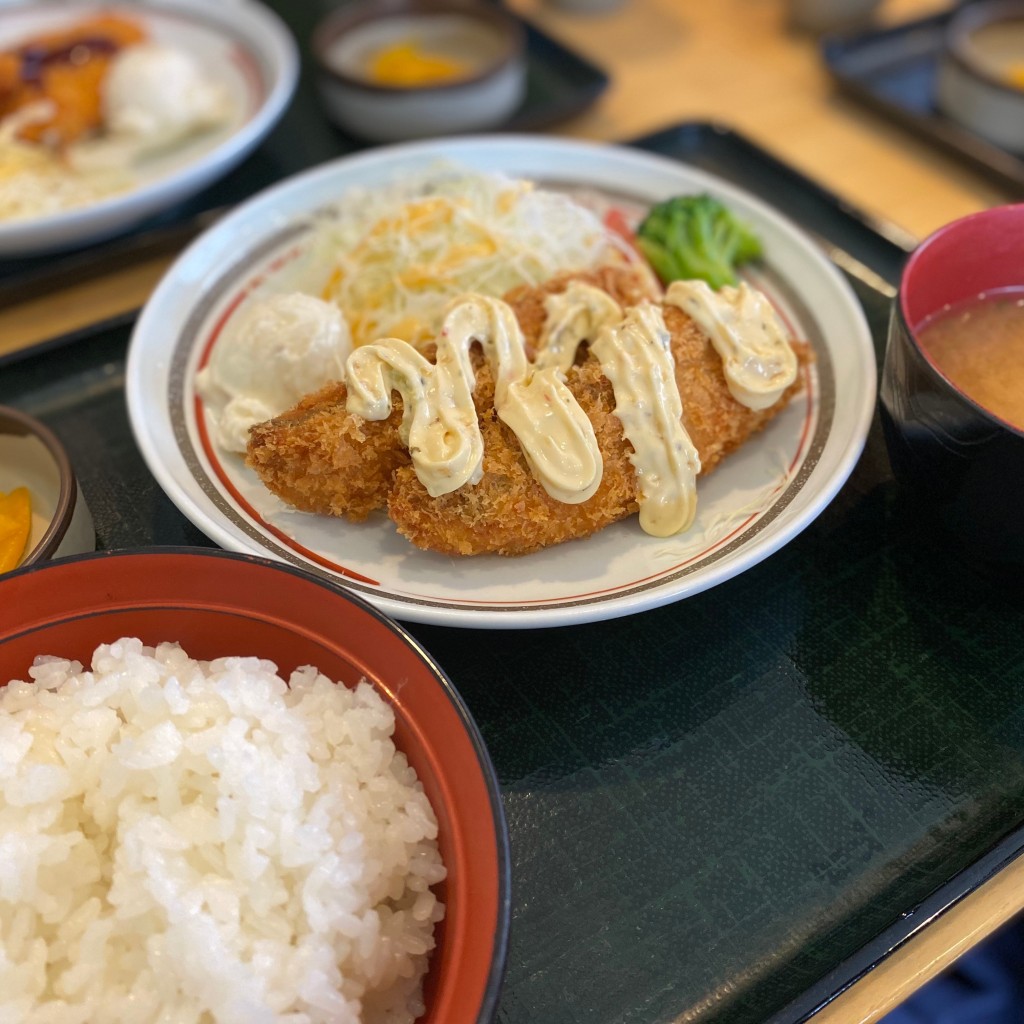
309;167;642;350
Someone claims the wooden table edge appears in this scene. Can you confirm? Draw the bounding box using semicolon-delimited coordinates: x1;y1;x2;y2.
811;850;1024;1023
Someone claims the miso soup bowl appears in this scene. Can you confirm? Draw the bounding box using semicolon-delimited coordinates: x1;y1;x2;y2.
879;203;1024;566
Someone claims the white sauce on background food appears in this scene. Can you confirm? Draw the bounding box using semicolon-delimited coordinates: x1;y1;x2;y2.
664;279;797;410
103;42;232;149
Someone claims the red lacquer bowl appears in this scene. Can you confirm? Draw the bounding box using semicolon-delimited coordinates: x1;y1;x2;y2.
0;547;510;1024
879;203;1024;567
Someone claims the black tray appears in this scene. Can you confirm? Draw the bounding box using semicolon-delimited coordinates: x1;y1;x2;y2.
823;10;1024;194
6;122;1024;1024
0;2;608;310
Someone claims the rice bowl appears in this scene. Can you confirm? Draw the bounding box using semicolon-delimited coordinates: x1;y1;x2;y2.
0;548;510;1024
0;637;445;1023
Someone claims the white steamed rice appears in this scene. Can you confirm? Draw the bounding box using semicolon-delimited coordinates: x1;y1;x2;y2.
0;637;446;1024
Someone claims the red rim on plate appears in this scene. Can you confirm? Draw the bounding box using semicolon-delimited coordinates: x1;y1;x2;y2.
0;546;511;1024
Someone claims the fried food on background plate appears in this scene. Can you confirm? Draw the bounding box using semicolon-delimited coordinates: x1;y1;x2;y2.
0;15;147;147
245;267;811;556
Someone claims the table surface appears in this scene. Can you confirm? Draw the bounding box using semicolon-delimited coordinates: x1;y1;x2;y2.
5;1;1024;1022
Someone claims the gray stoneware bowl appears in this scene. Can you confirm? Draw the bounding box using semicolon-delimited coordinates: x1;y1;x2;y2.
312;0;526;143
936;0;1024;152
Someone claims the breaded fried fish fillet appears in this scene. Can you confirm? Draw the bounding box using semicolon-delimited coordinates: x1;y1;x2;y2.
246;267;652;521
386;310;809;556
246;268;811;556
245;382;406;522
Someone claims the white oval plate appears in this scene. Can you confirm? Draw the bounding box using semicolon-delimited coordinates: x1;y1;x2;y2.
126;135;876;629
0;0;297;256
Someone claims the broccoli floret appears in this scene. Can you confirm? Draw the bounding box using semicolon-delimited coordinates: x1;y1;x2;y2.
636;194;763;289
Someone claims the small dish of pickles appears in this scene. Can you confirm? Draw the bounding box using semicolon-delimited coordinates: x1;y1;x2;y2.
312;0;526;142
0;406;94;576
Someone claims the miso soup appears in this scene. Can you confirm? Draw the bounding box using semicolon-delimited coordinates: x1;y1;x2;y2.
916;288;1024;430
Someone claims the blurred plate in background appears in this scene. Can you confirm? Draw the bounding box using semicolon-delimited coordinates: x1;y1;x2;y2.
0;0;297;256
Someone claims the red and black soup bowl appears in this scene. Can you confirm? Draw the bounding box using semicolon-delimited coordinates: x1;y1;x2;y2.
880;203;1024;566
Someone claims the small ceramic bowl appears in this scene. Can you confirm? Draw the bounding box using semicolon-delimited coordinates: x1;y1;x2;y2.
879;204;1024;567
936;0;1024;152
312;0;526;142
0;547;511;1023
0;405;94;573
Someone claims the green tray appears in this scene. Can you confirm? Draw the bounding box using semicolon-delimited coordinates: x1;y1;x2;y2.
7;116;1024;1024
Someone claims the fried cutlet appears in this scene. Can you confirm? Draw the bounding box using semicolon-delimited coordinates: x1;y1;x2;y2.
245;266;655;520
246;381;407;522
245;267;811;555
386;309;810;556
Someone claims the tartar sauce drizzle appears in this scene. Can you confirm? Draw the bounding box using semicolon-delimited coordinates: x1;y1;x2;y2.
590;303;702;537
664;280;797;410
345;295;602;502
536;282;624;374
344;280;795;538
346;332;482;498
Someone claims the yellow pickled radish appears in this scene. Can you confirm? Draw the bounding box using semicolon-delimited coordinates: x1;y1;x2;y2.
367;39;471;87
0;486;31;573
